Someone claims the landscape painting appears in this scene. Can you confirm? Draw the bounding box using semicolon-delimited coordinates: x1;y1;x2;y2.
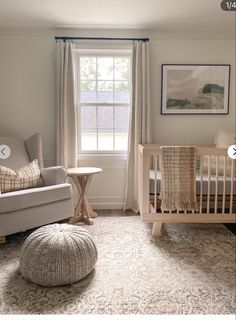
161;64;230;114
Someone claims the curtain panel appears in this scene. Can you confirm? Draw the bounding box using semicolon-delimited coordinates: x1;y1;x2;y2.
124;41;152;212
56;40;78;168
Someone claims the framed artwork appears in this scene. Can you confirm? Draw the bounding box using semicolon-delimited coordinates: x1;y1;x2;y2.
161;64;230;115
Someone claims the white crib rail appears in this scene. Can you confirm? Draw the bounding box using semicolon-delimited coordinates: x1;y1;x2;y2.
138;144;236;235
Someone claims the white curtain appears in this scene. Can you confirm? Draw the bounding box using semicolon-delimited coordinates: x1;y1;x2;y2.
124;41;152;212
56;40;77;168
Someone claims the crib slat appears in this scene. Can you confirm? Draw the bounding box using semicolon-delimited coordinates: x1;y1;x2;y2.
200;156;203;213
229;160;234;214
222;156;227;214
207;155;211;214
214;155;219;214
154;156;157;213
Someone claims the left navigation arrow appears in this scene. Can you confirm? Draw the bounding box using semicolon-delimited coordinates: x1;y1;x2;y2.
0;145;11;160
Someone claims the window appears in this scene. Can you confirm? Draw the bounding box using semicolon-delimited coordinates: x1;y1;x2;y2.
78;51;131;153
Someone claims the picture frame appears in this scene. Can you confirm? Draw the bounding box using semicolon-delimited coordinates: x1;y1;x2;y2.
161;64;230;115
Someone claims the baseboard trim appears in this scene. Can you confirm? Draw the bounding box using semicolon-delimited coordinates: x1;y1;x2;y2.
88;196;125;210
92;203;124;209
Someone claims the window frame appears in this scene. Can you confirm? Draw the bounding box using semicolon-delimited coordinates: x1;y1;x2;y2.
76;49;132;155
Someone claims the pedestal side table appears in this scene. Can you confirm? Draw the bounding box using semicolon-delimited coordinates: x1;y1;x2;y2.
68;167;102;225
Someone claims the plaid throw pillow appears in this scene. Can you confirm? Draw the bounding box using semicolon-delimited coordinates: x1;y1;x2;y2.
0;159;43;193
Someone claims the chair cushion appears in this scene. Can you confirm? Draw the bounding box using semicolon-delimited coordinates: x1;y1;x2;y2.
0;183;72;214
0;159;42;193
40;166;67;186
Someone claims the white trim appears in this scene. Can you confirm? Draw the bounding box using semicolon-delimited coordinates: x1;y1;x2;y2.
81;102;130;106
78;151;128;158
78;154;127;167
88;196;125;209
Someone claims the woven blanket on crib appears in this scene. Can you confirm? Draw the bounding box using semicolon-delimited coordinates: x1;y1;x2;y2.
160;146;198;212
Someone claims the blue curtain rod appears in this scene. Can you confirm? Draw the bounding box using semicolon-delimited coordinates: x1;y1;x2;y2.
55;36;149;42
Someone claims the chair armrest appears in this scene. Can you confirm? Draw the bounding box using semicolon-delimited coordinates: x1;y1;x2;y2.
40;166;68;186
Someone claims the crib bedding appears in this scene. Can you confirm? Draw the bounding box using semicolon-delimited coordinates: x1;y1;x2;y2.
149;169;236;196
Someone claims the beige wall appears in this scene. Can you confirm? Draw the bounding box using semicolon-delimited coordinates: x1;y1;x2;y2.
150;38;235;144
0;35;56;166
0;30;235;208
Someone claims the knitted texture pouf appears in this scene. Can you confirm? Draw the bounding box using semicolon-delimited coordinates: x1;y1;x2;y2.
20;223;98;287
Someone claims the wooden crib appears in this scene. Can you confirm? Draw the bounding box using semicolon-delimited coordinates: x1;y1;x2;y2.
138;144;236;236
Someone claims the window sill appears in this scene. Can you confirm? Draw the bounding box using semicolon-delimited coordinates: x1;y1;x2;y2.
78;153;128;161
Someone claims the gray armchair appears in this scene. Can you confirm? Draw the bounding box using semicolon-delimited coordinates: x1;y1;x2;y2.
0;134;74;242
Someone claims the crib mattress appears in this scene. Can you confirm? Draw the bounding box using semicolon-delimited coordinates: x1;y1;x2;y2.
149;169;236;196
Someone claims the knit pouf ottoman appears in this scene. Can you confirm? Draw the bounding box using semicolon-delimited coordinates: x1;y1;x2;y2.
20;223;97;287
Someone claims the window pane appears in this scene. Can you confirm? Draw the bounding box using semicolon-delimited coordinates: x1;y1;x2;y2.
81;129;97;151
97;58;113;80
81;80;96;91
114;81;130;103
81;106;96;129
114;57;130;80
114;107;129;151
98;107;113;128
115;133;128;151
80;57;96;80
81;92;97;102
80;80;96;102
97;81;113;91
98;129;113;151
97;81;113;102
115;107;130;130
98;92;113;103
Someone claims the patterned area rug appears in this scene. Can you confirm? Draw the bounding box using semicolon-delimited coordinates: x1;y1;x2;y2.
0;216;235;314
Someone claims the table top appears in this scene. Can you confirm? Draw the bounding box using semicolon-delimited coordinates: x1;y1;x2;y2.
68;167;102;176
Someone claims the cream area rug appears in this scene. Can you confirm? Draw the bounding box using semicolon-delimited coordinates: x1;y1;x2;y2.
0;216;235;314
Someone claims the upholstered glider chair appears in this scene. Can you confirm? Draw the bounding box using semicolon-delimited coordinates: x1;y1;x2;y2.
0;134;74;243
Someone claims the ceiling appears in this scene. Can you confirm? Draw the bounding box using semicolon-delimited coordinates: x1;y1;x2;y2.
0;0;235;36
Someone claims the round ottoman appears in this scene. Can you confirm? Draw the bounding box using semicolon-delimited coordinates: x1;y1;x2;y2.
20;223;97;287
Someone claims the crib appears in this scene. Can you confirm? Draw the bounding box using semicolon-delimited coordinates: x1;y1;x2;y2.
138;144;236;236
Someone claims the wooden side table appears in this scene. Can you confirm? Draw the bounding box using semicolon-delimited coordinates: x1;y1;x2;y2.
68;167;102;225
